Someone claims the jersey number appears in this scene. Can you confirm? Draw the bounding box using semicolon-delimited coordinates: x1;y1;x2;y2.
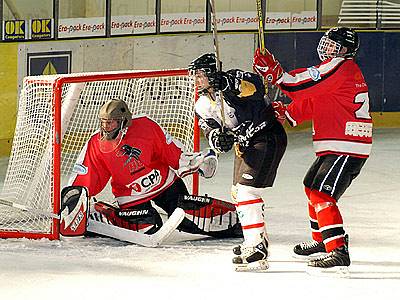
354;92;371;119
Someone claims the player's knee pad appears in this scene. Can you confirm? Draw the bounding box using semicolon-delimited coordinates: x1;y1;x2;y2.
309;190;337;213
236;184;264;202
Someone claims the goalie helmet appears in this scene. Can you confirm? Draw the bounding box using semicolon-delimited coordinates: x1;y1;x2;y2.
317;27;359;61
98;99;132;152
188;53;221;94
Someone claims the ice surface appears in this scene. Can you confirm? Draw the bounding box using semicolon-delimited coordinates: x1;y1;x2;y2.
0;128;399;300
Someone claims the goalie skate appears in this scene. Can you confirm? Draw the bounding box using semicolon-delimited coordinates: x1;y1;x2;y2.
232;240;269;272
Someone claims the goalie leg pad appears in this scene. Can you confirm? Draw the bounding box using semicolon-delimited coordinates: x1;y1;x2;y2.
60;186;89;236
90;201;163;235
177;194;243;238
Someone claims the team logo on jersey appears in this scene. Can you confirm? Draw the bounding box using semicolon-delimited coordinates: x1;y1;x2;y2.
72;163;88;175
307;67;321;81
126;169;162;195
116;144;144;174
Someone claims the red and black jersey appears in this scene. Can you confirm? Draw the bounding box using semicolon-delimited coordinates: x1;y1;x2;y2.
68;116;184;208
278;57;372;158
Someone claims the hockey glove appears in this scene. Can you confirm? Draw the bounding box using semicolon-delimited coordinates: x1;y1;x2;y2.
271;101;286;124
60;186;89;236
253;48;283;85
209;71;235;92
208;128;235;153
177;148;218;178
198;148;218;179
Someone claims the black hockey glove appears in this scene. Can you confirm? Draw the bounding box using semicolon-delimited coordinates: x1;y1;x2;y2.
208;128;235;153
209;71;235;92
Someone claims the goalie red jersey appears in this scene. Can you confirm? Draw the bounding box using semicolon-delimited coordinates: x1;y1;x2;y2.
68;116;183;208
278;57;373;158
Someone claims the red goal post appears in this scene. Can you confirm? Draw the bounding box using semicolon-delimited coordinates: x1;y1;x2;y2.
0;69;200;240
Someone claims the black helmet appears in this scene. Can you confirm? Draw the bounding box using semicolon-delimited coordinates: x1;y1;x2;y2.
188;53;222;94
317;27;359;61
188;53;218;78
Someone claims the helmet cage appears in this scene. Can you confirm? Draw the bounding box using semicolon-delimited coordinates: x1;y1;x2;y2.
100;118;124;141
317;35;342;61
188;53;219;94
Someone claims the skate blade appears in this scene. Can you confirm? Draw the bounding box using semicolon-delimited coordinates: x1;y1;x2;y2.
292;252;327;261
306;265;350;278
234;260;269;272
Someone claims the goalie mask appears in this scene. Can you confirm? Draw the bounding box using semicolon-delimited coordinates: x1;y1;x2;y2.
317;27;359;61
188;53;221;95
99;99;132;153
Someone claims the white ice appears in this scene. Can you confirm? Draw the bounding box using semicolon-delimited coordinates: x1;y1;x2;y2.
0;128;399;300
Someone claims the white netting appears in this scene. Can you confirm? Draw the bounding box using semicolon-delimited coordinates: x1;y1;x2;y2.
0;69;196;238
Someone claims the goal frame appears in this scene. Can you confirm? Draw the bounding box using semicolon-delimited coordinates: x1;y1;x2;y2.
0;69;200;240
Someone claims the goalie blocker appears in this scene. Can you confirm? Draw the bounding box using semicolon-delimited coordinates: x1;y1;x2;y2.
59;185;242;245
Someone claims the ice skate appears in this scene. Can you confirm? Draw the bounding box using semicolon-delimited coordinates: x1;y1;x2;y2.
232;237;269;256
293;239;326;260
306;246;350;277
293;234;348;260
232;240;269;272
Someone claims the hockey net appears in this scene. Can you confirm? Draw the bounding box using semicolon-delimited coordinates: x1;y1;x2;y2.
0;69;199;240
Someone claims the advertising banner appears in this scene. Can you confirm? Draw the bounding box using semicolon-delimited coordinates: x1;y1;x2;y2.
58;17;105;38
160;13;205;33
216;11;258;30
3;20;26;41
27;51;72;76
291;11;317;29
111;15;156;35
30;19;53;40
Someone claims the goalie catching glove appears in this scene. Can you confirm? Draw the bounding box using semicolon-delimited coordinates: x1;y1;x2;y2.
177;148;218;178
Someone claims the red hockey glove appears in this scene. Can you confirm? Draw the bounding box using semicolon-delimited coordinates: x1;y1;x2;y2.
272;101;286;125
253;48;283;85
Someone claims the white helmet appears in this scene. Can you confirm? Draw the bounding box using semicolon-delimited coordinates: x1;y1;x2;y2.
98;99;132;153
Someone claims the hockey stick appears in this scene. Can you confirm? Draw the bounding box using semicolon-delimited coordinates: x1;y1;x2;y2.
0;197;60;219
256;0;266;54
86;207;185;247
209;0;226;127
256;0;269;94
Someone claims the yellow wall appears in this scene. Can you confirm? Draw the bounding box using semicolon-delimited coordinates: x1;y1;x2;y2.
0;43;18;156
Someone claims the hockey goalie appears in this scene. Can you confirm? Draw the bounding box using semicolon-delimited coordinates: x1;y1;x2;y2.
60;99;242;246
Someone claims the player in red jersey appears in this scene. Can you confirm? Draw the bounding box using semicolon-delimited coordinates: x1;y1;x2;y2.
63;99;242;240
253;27;372;273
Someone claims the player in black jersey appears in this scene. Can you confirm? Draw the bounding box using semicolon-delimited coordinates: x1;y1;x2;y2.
189;53;287;271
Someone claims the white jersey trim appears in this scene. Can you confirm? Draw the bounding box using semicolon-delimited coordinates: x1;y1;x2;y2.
313;140;372;156
281;57;345;85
